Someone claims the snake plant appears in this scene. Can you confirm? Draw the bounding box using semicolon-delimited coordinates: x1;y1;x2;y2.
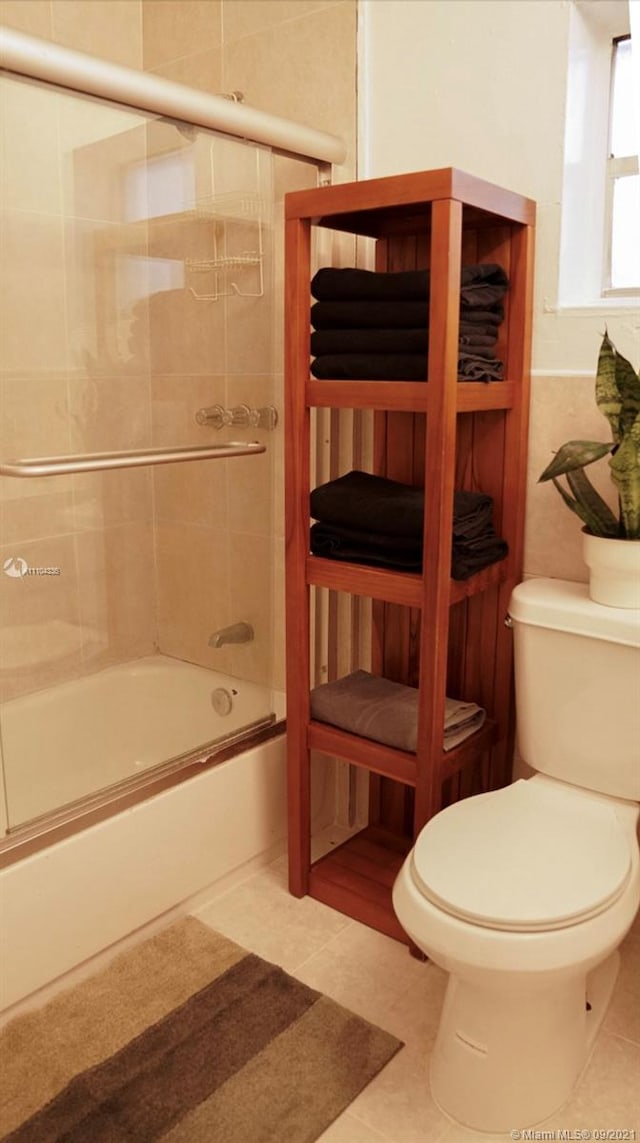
538;332;640;540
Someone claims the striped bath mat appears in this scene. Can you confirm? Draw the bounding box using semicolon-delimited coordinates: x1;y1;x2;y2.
0;916;402;1142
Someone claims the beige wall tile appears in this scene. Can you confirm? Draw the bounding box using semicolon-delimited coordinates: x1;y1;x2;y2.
0;211;69;376
221;3;356;172
524;375;617;583
271;541;285;692
0;374;72;458
221;0;342;45
146;285;228;374
75;523;156;672
0;75;63;217
142;0;221;70
68;374;152;453
0;480;75;548
72;469;154;532
58;105;148;224
154;520;232;670
153;462;229;530
51;0;142;68
0;0;51;37
223;374;277;538
0;535;83;702
151;374;227;446
228;531;271;685
148;49;223;95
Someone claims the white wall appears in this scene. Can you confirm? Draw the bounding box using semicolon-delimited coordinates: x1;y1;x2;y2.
359;0;639;374
359;0;639;581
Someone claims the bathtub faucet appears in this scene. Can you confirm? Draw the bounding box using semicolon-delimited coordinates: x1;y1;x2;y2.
208;621;254;648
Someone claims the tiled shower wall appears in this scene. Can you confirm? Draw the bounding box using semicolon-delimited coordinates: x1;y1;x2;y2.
0;0;357;700
141;0;357;692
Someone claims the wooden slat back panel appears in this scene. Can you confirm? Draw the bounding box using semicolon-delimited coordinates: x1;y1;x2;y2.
285;216;313;895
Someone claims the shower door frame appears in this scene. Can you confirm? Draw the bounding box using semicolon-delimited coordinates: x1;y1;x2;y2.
0;25;343;867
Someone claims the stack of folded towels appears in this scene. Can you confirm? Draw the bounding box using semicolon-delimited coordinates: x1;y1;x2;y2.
309;264;508;382
310;669;486;754
310;470;508;580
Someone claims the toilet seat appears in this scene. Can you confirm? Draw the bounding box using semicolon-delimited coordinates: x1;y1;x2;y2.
411;779;632;932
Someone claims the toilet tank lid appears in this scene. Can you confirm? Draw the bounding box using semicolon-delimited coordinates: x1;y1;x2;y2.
509;578;640;648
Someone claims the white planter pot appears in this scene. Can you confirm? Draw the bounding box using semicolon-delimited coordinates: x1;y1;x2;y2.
582;531;640;609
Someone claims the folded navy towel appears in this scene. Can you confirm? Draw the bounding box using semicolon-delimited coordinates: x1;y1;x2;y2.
310;328;429;356
311;265;509;307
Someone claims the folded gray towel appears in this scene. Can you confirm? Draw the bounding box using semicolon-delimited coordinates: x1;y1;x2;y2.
310;669;485;753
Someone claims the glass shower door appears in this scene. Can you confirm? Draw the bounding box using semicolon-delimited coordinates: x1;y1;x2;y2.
0;73;278;831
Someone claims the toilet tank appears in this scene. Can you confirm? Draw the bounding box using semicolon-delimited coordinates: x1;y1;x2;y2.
509;578;640;801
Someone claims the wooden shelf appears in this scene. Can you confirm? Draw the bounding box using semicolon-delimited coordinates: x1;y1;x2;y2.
306;554;508;607
309;717;497;787
306;379;516;413
285;166;535;944
308;721;417;785
285;167;535;234
308;826;412;944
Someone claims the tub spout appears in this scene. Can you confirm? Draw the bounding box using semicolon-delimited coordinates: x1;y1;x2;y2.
208;621;254;648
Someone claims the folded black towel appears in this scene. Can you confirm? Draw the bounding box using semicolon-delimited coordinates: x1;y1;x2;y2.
310;328;430;356
310;470;425;538
310;352;502;382
457;352;504;382
311;300;505;332
311;300;429;330
458;330;498;347
310;522;422;570
311;265;509;307
310;470;497;540
310;522;507;579
451;490;495;539
452;536;509;580
311;329;497;357
310;354;429;381
458;308;504;327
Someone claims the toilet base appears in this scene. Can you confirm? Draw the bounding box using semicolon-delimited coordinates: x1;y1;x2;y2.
430;951;620;1133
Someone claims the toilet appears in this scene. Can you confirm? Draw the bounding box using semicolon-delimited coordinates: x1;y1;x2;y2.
392;577;640;1132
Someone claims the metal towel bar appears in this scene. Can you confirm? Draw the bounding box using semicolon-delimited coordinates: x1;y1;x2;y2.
0;441;266;478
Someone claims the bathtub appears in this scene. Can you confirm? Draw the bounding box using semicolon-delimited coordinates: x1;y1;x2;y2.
0;655;295;1012
1;655;284;828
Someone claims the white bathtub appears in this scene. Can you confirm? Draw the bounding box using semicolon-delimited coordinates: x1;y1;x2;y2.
0;656;296;1013
1;654;283;828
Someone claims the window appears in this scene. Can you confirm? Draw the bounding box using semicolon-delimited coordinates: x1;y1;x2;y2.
604;36;640;293
558;2;638;309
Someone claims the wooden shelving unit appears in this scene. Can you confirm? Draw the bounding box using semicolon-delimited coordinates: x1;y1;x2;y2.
284;168;535;942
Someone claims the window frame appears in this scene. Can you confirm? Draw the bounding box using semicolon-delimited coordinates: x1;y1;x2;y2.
602;34;639;297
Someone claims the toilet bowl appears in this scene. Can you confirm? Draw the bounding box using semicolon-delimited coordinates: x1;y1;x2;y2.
393;776;639;1131
392;578;640;1132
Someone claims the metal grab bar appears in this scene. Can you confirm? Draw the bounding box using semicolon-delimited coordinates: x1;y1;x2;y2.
0;441;266;478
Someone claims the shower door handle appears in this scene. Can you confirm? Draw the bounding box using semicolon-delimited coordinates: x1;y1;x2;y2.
0;441;266;478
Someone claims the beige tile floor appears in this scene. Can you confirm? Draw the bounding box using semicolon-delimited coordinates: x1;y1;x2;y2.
193;847;640;1143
